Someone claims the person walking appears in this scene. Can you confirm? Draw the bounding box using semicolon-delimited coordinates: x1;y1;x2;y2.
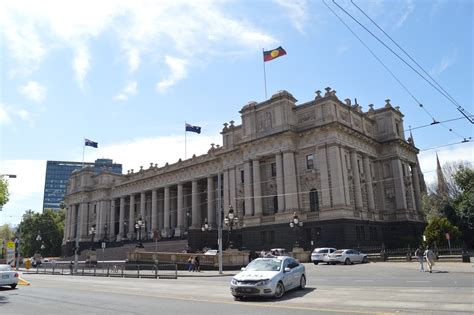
424;246;435;273
415;246;424;272
187;256;193;272
194;256;200;272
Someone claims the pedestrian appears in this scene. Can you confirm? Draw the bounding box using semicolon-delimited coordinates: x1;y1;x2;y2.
194;256;200;272
415;246;424;272
424;246;435;273
187;256;193;272
69;261;74;274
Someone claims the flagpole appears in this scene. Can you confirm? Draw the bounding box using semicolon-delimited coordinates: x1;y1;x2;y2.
262;48;267;100
82;137;85;168
184;121;187;160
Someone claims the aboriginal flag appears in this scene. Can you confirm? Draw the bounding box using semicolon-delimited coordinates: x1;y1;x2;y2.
263;46;287;62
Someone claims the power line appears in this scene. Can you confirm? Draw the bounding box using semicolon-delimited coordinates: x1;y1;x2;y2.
350;0;473;124
333;0;473;124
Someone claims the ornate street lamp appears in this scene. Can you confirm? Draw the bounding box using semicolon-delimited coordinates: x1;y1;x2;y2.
201;218;211;249
289;212;303;248
135;217;145;248
224;205;239;249
89;226;96;250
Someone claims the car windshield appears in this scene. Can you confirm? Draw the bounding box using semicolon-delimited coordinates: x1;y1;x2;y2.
0;265;12;271
333;250;344;254
314;249;327;253
245;259;282;271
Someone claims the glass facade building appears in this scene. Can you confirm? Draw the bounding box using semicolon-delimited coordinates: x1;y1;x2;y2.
43;159;122;211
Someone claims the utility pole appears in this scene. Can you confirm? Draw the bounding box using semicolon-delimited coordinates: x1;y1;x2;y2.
217;171;223;274
15;223;21;271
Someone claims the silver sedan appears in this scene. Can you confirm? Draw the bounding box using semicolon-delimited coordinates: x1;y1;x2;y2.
0;264;19;289
230;256;306;299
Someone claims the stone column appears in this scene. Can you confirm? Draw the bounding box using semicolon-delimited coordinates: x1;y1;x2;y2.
176;183;184;236
350;151;363;210
340;149;351;205
191;180;200;227
275;152;285;212
411;164;422;212
253;159;262;216
95;202;101;237
319;146;331;207
65;206;72;240
244;161;254;216
363;155;375;211
110;199;116;239
207;176;215;227
79;203;89;240
140;192;146;220
119;197;125;239
158;191;164;230
229;168;237;211
164;186;170;230
283;151;299;210
223;170;230;210
128;194;135;236
392;159;407;211
151;189;158;232
170;189;177;231
328;145;345;206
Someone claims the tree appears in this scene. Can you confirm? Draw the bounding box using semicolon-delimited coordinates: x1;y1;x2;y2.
17;209;65;258
0;177;10;207
424;217;460;247
452;166;474;244
0;224;14;242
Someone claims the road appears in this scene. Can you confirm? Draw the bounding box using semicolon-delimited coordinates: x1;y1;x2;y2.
1;262;472;314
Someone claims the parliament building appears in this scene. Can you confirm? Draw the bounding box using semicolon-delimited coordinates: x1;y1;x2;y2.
63;87;426;251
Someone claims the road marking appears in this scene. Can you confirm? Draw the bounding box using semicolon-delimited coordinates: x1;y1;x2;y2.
354;280;374;282
406;280;430;283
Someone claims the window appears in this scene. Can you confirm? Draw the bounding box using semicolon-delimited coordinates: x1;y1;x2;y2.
273;196;278;213
309;189;319;212
271;163;276;177
241;170;244;183
306;154;315;169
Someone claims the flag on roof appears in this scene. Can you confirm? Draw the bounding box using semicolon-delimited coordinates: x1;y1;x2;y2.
85;138;98;148
185;123;201;134
263;46;287;62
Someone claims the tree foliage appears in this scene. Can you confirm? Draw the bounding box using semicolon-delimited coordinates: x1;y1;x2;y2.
424;216;460;246
423;161;473;247
17;209;65;258
0;224;14;242
0;177;10;207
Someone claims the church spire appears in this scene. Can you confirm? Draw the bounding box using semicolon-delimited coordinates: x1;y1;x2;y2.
436;153;448;196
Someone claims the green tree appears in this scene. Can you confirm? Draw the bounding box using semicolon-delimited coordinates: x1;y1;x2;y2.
17;209;65;258
0;177;10;207
424;216;460;247
452;166;474;244
0;224;14;242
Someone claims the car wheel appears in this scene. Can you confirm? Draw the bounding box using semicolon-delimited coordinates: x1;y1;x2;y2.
299;275;306;290
274;281;285;299
10;283;17;289
233;295;243;301
344;258;351;265
331;262;336;265
313;261;319;265
362;256;368;264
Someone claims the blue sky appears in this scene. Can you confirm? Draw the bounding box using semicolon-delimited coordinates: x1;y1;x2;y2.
1;0;472;226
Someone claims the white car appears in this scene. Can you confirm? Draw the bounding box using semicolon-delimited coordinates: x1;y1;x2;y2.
204;249;218;255
0;264;19;289
327;249;368;265
311;247;337;265
230;256;306;299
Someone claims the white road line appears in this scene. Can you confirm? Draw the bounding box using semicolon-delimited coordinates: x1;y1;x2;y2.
353;280;374;282
406;280;430;283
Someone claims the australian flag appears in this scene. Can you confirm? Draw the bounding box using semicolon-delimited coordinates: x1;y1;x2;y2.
85;138;98;148
185;123;201;134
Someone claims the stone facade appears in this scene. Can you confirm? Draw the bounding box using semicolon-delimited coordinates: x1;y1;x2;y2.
63;87;426;251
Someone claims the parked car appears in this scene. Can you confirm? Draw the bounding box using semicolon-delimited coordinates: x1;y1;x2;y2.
204;249;218;255
0;264;19;289
311;247;337;265
270;248;290;256
327;249;368;265
230;256;306;299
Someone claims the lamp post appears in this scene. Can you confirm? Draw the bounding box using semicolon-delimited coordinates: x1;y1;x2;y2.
135;217;145;248
224;205;239;249
103;223;108;241
289;212;303;248
201;218;211;250
36;230;43;255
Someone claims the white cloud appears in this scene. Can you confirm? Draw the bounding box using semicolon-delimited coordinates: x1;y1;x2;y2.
0;103;32;126
418;143;474;185
1;1;276;89
114;81;138;101
0;160;46;223
156;56;188;93
73;45;91;89
396;0;415;28
19;81;47;102
430;49;457;76
0;104;13;125
274;0;308;33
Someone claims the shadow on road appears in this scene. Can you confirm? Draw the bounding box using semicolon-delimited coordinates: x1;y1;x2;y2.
235;287;316;302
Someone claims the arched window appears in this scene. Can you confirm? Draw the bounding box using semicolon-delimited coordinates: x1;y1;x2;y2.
309;189;319;212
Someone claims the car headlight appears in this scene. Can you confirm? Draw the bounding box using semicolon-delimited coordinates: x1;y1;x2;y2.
256;279;270;286
231;278;238;285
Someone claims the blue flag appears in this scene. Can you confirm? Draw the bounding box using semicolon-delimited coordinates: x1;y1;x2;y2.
185;123;201;134
85;138;98;148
